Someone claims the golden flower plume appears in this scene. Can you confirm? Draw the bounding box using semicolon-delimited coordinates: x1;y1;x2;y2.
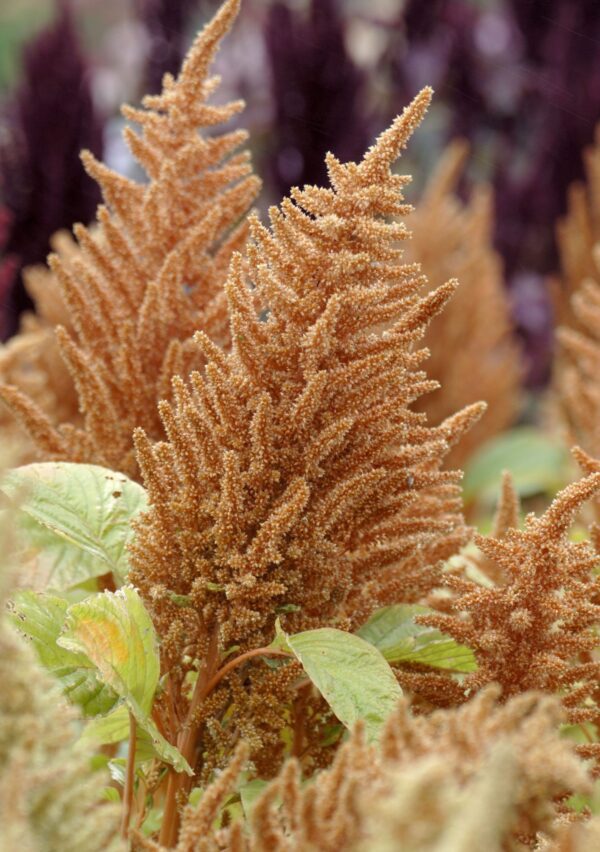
0;0;260;478
128;87;484;777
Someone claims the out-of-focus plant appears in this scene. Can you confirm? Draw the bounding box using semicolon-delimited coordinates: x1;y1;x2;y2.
0;461;123;851
381;0;600;386
406;140;522;470
555;129;600;478
0;0;103;340
137;0;200;94
264;0;371;200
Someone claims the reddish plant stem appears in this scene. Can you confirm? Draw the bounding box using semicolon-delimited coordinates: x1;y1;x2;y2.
120;713;137;839
165;674;180;731
158;640;292;848
97;571;116;592
203;646;292;696
292;687;309;758
159;628;220;848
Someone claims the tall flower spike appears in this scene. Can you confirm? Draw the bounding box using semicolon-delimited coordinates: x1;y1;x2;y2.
129;88;484;776
404;472;600;771
0;0;260;478
406;141;522;468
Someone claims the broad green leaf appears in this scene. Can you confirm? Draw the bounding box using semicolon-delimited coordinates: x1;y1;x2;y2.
140;806;164;836
59;587;191;774
58;586;159;716
12;511;107;593
283;627;403;742
82;706;134;747
108;757;148;784
357;604;477;673
82;705;189;772
462;427;569;506
102;787;121;803
189;788;204;807
240;780;270;818
2;462;147;589
108;759;127;786
9;589;118;716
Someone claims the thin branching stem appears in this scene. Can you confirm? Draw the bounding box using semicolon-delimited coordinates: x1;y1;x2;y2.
158;637;292;847
203;646;292;696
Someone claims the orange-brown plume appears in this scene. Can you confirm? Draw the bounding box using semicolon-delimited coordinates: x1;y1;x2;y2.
0;0;260;478
128;88;484;779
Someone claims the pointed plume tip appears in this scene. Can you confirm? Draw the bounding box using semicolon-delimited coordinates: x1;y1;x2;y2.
360;87;434;177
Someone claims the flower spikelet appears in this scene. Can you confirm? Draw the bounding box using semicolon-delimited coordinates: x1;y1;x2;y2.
0;0;260;478
129;88;484;773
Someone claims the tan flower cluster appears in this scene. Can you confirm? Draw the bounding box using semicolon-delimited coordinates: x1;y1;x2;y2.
135;688;590;852
407;141;522;468
557;276;600;463
554;125;600;328
404;471;600;771
0;0;260;478
0;231;78;463
128;88;484;776
554;129;600;466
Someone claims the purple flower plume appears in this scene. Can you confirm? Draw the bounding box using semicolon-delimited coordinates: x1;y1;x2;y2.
0;0;103;339
264;0;371;200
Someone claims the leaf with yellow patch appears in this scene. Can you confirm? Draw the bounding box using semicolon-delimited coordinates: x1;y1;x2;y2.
57;587;192;774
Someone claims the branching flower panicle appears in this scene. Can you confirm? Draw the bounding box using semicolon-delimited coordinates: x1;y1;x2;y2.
0;0;260;478
129;86;484;777
404;471;600;770
146;688;590;851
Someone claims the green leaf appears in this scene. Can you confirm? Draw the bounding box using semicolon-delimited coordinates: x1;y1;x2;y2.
102;787;121;803
59;587;191;774
462;427;569;506
58;586;158;714
9;590;118;716
240;779;270;818
108;759;127;786
357;604;477;672
270;616;292;652
283;627;403;742
2;462;147;589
